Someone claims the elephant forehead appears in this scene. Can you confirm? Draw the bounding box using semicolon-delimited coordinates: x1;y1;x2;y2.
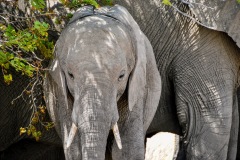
71;29;119;51
66;49;125;73
65;16;132;51
63;24;132;70
67;20;130;49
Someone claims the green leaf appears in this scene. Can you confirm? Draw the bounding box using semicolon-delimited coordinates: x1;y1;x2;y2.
33;21;49;36
0;23;7;31
32;131;42;141
31;0;46;10
82;0;100;8
45;122;54;130
9;57;36;77
4;74;12;85
100;0;113;5
237;0;240;4
24;65;36;77
72;0;80;5
27;129;32;136
63;0;101;8
67;13;73;19
4;25;16;39
0;51;14;69
20;127;27;135
0;50;7;64
3;63;9;69
162;0;172;6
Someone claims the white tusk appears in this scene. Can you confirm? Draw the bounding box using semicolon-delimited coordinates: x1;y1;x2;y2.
66;123;78;148
112;123;122;149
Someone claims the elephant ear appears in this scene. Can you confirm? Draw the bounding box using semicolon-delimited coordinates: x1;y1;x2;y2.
105;5;161;128
43;58;62;135
43;37;79;153
44;40;66;135
182;0;240;48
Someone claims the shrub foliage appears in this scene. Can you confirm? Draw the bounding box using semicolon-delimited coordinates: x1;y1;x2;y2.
0;0;113;141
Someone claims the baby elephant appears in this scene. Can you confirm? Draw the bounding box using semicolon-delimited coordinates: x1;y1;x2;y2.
44;5;161;160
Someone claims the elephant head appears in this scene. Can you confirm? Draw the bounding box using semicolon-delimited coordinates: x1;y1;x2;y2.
44;5;161;160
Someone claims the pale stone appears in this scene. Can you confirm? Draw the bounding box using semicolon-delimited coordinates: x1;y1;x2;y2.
145;132;179;160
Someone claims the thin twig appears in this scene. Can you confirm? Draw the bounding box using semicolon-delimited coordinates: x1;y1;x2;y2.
31;51;44;61
171;4;215;30
0;12;57;19
181;0;215;9
11;77;36;104
0;15;9;23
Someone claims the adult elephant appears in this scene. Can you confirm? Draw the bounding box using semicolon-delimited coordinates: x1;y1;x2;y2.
44;5;161;160
114;0;240;159
0;68;64;159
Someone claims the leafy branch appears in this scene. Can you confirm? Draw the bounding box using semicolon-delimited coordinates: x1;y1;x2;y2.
0;21;53;84
1;0;113;141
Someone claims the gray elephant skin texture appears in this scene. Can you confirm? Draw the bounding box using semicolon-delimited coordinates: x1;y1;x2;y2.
1;1;240;160
44;5;161;160
0;67;64;159
45;2;240;160
113;1;240;160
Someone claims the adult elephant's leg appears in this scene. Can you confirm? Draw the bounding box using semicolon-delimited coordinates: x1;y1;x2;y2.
227;92;239;160
111;92;145;160
237;87;240;160
172;32;239;159
174;62;236;160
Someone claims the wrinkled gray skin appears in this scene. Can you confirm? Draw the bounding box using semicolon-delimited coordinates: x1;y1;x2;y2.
44;6;161;160
113;1;240;160
0;69;64;159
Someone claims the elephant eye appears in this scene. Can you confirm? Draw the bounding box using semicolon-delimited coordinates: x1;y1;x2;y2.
68;72;74;80
118;70;125;81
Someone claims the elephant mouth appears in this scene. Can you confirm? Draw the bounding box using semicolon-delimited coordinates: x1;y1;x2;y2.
105;130;118;157
66;122;122;150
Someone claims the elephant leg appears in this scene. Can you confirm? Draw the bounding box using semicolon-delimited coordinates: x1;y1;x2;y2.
227;93;239;160
172;41;239;159
174;70;237;159
111;94;145;160
236;87;240;160
112;112;145;160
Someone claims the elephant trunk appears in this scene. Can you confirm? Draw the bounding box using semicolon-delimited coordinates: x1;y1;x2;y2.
80;119;108;160
67;85;121;160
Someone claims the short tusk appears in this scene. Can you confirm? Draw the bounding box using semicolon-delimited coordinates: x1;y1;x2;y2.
66;123;78;148
112;123;122;149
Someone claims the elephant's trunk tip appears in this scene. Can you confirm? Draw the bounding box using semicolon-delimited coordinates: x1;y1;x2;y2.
112;123;122;149
66;123;78;148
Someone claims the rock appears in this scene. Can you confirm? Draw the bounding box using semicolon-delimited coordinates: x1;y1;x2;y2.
145;132;179;160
